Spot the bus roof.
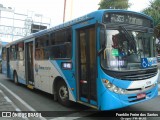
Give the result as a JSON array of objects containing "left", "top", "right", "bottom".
[{"left": 5, "top": 9, "right": 153, "bottom": 47}]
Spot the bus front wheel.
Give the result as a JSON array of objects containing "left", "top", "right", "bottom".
[{"left": 56, "top": 81, "right": 71, "bottom": 107}]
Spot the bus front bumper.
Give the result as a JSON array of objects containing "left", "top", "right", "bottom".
[{"left": 100, "top": 85, "right": 158, "bottom": 110}]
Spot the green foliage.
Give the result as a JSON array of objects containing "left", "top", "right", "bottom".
[
  {"left": 142, "top": 0, "right": 160, "bottom": 26},
  {"left": 98, "top": 0, "right": 131, "bottom": 10},
  {"left": 154, "top": 23, "right": 160, "bottom": 38},
  {"left": 142, "top": 0, "right": 160, "bottom": 39}
]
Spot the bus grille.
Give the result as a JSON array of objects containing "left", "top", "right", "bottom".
[
  {"left": 104, "top": 67, "right": 158, "bottom": 81},
  {"left": 122, "top": 72, "right": 157, "bottom": 80}
]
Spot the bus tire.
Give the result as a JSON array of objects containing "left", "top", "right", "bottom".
[
  {"left": 13, "top": 72, "right": 19, "bottom": 85},
  {"left": 56, "top": 81, "right": 71, "bottom": 107}
]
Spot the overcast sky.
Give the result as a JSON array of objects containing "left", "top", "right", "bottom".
[{"left": 0, "top": 0, "right": 150, "bottom": 26}]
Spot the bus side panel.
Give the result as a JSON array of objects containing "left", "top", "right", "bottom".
[
  {"left": 16, "top": 60, "right": 26, "bottom": 85},
  {"left": 8, "top": 60, "right": 26, "bottom": 84},
  {"left": 34, "top": 60, "right": 54, "bottom": 93},
  {"left": 34, "top": 60, "right": 76, "bottom": 102},
  {"left": 51, "top": 60, "right": 76, "bottom": 102}
]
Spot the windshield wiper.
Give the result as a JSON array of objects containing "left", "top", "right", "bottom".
[
  {"left": 98, "top": 46, "right": 106, "bottom": 56},
  {"left": 119, "top": 26, "right": 136, "bottom": 53}
]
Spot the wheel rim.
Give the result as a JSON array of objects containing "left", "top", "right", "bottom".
[{"left": 59, "top": 86, "right": 68, "bottom": 101}]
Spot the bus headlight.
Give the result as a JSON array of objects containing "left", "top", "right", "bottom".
[{"left": 103, "top": 79, "right": 126, "bottom": 94}]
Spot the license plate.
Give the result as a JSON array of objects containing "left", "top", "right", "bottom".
[{"left": 137, "top": 93, "right": 146, "bottom": 99}]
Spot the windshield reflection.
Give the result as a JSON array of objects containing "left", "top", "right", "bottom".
[{"left": 101, "top": 29, "right": 156, "bottom": 71}]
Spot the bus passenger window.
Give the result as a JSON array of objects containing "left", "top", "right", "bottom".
[
  {"left": 35, "top": 34, "right": 49, "bottom": 60},
  {"left": 50, "top": 33, "right": 55, "bottom": 45},
  {"left": 44, "top": 48, "right": 49, "bottom": 59},
  {"left": 17, "top": 42, "right": 24, "bottom": 60},
  {"left": 10, "top": 45, "right": 17, "bottom": 60},
  {"left": 35, "top": 49, "right": 40, "bottom": 60},
  {"left": 55, "top": 31, "right": 65, "bottom": 44},
  {"left": 66, "top": 29, "right": 72, "bottom": 42},
  {"left": 48, "top": 27, "right": 72, "bottom": 59},
  {"left": 2, "top": 48, "right": 6, "bottom": 61},
  {"left": 39, "top": 48, "right": 44, "bottom": 59}
]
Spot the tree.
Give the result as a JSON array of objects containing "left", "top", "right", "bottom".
[
  {"left": 142, "top": 0, "right": 160, "bottom": 26},
  {"left": 154, "top": 24, "right": 160, "bottom": 39},
  {"left": 98, "top": 0, "right": 131, "bottom": 10},
  {"left": 142, "top": 0, "right": 160, "bottom": 39}
]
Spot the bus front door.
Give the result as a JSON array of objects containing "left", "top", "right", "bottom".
[
  {"left": 77, "top": 26, "right": 97, "bottom": 106},
  {"left": 6, "top": 48, "right": 10, "bottom": 77},
  {"left": 25, "top": 41, "right": 34, "bottom": 88}
]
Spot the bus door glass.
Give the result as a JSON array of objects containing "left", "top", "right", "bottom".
[
  {"left": 6, "top": 48, "right": 10, "bottom": 77},
  {"left": 25, "top": 41, "right": 34, "bottom": 85},
  {"left": 78, "top": 26, "right": 97, "bottom": 105}
]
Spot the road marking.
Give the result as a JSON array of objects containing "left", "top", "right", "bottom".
[
  {"left": 0, "top": 90, "right": 20, "bottom": 110},
  {"left": 4, "top": 96, "right": 12, "bottom": 103},
  {"left": 0, "top": 83, "right": 35, "bottom": 111},
  {"left": 0, "top": 83, "right": 47, "bottom": 120},
  {"left": 0, "top": 90, "right": 28, "bottom": 120}
]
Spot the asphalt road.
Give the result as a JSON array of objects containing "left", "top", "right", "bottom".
[{"left": 0, "top": 73, "right": 160, "bottom": 120}]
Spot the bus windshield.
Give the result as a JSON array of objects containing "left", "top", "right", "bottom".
[{"left": 101, "top": 27, "right": 156, "bottom": 71}]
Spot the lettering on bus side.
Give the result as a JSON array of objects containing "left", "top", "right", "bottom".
[
  {"left": 35, "top": 63, "right": 51, "bottom": 72},
  {"left": 38, "top": 65, "right": 51, "bottom": 70}
]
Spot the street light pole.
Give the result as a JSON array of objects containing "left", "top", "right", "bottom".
[{"left": 63, "top": 0, "right": 66, "bottom": 23}]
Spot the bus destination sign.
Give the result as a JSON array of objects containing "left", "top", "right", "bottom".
[{"left": 103, "top": 12, "right": 153, "bottom": 27}]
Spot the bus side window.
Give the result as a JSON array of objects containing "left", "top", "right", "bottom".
[
  {"left": 55, "top": 30, "right": 65, "bottom": 44},
  {"left": 39, "top": 48, "right": 44, "bottom": 59},
  {"left": 35, "top": 34, "right": 49, "bottom": 60},
  {"left": 10, "top": 45, "right": 17, "bottom": 60},
  {"left": 48, "top": 27, "right": 72, "bottom": 59},
  {"left": 66, "top": 28, "right": 72, "bottom": 42},
  {"left": 17, "top": 42, "right": 24, "bottom": 60},
  {"left": 2, "top": 48, "right": 6, "bottom": 61},
  {"left": 35, "top": 49, "right": 40, "bottom": 60},
  {"left": 50, "top": 33, "right": 55, "bottom": 45}
]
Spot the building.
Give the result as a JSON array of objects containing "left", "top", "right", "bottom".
[{"left": 0, "top": 4, "right": 51, "bottom": 43}]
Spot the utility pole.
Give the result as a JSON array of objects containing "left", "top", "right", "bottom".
[{"left": 63, "top": 0, "right": 66, "bottom": 23}]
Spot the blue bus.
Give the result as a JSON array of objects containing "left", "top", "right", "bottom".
[{"left": 1, "top": 9, "right": 158, "bottom": 110}]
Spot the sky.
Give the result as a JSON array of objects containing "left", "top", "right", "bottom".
[
  {"left": 0, "top": 0, "right": 152, "bottom": 42},
  {"left": 0, "top": 0, "right": 151, "bottom": 26}
]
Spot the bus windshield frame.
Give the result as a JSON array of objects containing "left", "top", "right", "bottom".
[{"left": 101, "top": 12, "right": 156, "bottom": 72}]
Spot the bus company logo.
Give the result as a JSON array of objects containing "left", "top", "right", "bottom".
[{"left": 35, "top": 63, "right": 39, "bottom": 72}]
